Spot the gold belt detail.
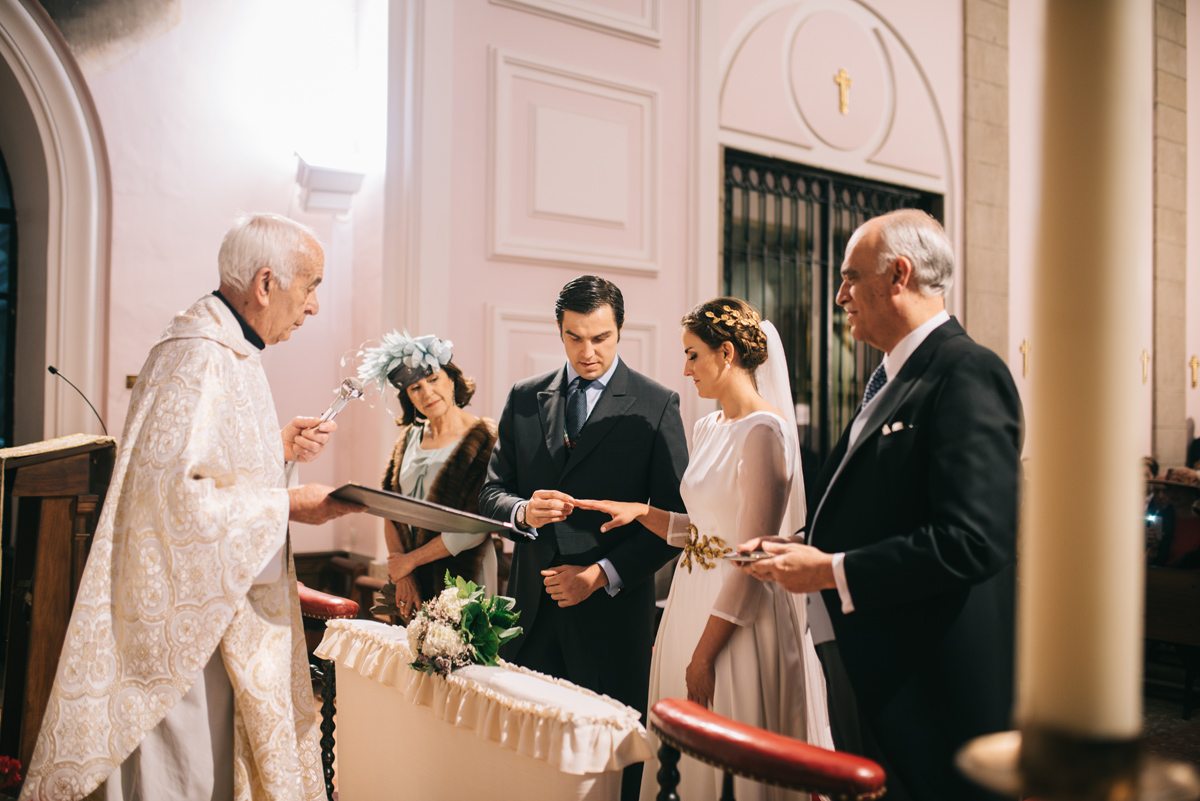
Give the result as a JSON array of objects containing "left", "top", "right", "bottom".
[{"left": 681, "top": 524, "right": 732, "bottom": 573}]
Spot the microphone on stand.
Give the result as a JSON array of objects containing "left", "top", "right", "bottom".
[{"left": 48, "top": 366, "right": 108, "bottom": 436}]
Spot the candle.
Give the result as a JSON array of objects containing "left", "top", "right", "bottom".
[{"left": 1017, "top": 0, "right": 1152, "bottom": 740}]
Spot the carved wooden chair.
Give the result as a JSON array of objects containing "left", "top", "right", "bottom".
[
  {"left": 297, "top": 582, "right": 359, "bottom": 800},
  {"left": 649, "top": 699, "right": 886, "bottom": 801}
]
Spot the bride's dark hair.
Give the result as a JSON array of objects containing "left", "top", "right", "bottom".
[{"left": 681, "top": 297, "right": 768, "bottom": 372}]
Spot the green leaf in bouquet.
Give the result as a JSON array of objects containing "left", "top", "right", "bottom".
[{"left": 497, "top": 626, "right": 523, "bottom": 643}]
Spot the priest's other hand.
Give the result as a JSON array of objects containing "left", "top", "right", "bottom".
[
  {"left": 283, "top": 416, "right": 336, "bottom": 463},
  {"left": 541, "top": 563, "right": 607, "bottom": 607},
  {"left": 288, "top": 483, "right": 363, "bottom": 525},
  {"left": 740, "top": 540, "right": 836, "bottom": 594}
]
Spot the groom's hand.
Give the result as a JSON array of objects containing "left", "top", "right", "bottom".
[
  {"left": 541, "top": 564, "right": 607, "bottom": 607},
  {"left": 525, "top": 489, "right": 576, "bottom": 528},
  {"left": 742, "top": 541, "right": 836, "bottom": 594}
]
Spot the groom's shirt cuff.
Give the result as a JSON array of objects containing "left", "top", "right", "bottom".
[
  {"left": 598, "top": 558, "right": 623, "bottom": 595},
  {"left": 510, "top": 502, "right": 539, "bottom": 539},
  {"left": 832, "top": 552, "right": 854, "bottom": 613}
]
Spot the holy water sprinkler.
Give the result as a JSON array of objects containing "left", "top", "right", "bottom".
[{"left": 284, "top": 377, "right": 364, "bottom": 482}]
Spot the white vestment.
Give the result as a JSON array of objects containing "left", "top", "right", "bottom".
[{"left": 21, "top": 295, "right": 324, "bottom": 801}]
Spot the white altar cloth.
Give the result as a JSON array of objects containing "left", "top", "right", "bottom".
[{"left": 315, "top": 619, "right": 654, "bottom": 800}]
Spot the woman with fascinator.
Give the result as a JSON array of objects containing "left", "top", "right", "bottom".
[
  {"left": 575, "top": 298, "right": 832, "bottom": 801},
  {"left": 360, "top": 332, "right": 499, "bottom": 622}
]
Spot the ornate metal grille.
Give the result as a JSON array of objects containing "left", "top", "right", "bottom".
[
  {"left": 722, "top": 149, "right": 940, "bottom": 460},
  {"left": 0, "top": 150, "right": 15, "bottom": 448}
]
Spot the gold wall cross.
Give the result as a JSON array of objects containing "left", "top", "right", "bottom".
[
  {"left": 1020, "top": 338, "right": 1030, "bottom": 378},
  {"left": 1142, "top": 349, "right": 1151, "bottom": 384},
  {"left": 1190, "top": 355, "right": 1199, "bottom": 388},
  {"left": 834, "top": 69, "right": 852, "bottom": 115}
]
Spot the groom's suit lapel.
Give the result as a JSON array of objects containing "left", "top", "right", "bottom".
[
  {"left": 561, "top": 361, "right": 634, "bottom": 481},
  {"left": 537, "top": 368, "right": 569, "bottom": 474},
  {"left": 809, "top": 318, "right": 964, "bottom": 543}
]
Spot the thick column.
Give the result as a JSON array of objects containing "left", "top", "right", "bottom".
[
  {"left": 963, "top": 0, "right": 1009, "bottom": 359},
  {"left": 1153, "top": 0, "right": 1188, "bottom": 466},
  {"left": 1017, "top": 0, "right": 1152, "bottom": 797}
]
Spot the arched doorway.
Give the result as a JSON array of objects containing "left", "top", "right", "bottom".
[
  {"left": 0, "top": 0, "right": 110, "bottom": 444},
  {"left": 0, "top": 149, "right": 16, "bottom": 448}
]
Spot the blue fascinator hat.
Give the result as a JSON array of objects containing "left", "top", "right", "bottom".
[{"left": 358, "top": 330, "right": 454, "bottom": 391}]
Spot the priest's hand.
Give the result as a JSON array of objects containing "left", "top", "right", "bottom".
[
  {"left": 283, "top": 417, "right": 336, "bottom": 463},
  {"left": 541, "top": 563, "right": 607, "bottom": 607},
  {"left": 288, "top": 483, "right": 363, "bottom": 525},
  {"left": 740, "top": 540, "right": 836, "bottom": 594}
]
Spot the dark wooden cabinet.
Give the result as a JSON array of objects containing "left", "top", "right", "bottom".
[{"left": 0, "top": 436, "right": 115, "bottom": 769}]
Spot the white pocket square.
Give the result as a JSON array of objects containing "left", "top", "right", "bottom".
[{"left": 881, "top": 421, "right": 906, "bottom": 436}]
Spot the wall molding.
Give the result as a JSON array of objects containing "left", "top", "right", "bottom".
[
  {"left": 490, "top": 0, "right": 662, "bottom": 46},
  {"left": 489, "top": 47, "right": 660, "bottom": 275}
]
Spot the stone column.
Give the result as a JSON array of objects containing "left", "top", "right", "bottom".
[
  {"left": 1153, "top": 0, "right": 1188, "bottom": 466},
  {"left": 963, "top": 0, "right": 1009, "bottom": 360}
]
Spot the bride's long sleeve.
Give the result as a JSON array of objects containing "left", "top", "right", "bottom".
[{"left": 711, "top": 420, "right": 791, "bottom": 627}]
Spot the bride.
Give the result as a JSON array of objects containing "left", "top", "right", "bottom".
[{"left": 576, "top": 297, "right": 832, "bottom": 801}]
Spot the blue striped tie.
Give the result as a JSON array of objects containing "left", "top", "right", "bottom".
[
  {"left": 861, "top": 363, "right": 888, "bottom": 408},
  {"left": 565, "top": 378, "right": 594, "bottom": 445}
]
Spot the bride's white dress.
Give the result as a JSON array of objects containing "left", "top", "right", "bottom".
[{"left": 639, "top": 410, "right": 833, "bottom": 801}]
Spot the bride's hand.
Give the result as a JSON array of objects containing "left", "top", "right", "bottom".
[
  {"left": 571, "top": 499, "right": 648, "bottom": 533},
  {"left": 685, "top": 652, "right": 716, "bottom": 708}
]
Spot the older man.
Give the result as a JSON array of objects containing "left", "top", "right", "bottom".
[
  {"left": 22, "top": 213, "right": 360, "bottom": 801},
  {"left": 744, "top": 210, "right": 1023, "bottom": 801}
]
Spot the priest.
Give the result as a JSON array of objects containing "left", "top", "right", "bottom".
[{"left": 21, "top": 213, "right": 362, "bottom": 801}]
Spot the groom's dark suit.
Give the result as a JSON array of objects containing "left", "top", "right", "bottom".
[
  {"left": 810, "top": 318, "right": 1022, "bottom": 801},
  {"left": 479, "top": 359, "right": 687, "bottom": 715}
]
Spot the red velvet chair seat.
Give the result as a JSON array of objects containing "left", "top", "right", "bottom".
[{"left": 649, "top": 699, "right": 886, "bottom": 801}]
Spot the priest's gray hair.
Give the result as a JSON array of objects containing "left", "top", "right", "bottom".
[
  {"left": 851, "top": 208, "right": 954, "bottom": 297},
  {"left": 218, "top": 212, "right": 321, "bottom": 292}
]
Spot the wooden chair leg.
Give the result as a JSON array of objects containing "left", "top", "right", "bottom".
[
  {"left": 1184, "top": 647, "right": 1196, "bottom": 721},
  {"left": 309, "top": 656, "right": 338, "bottom": 800},
  {"left": 656, "top": 742, "right": 681, "bottom": 801},
  {"left": 720, "top": 770, "right": 737, "bottom": 801}
]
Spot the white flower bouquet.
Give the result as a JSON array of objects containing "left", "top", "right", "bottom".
[{"left": 406, "top": 572, "right": 523, "bottom": 678}]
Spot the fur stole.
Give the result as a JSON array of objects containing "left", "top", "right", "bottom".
[{"left": 382, "top": 417, "right": 498, "bottom": 601}]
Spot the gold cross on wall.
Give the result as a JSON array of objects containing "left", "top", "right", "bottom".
[
  {"left": 1190, "top": 355, "right": 1199, "bottom": 388},
  {"left": 1142, "top": 349, "right": 1151, "bottom": 384},
  {"left": 1020, "top": 338, "right": 1030, "bottom": 378},
  {"left": 834, "top": 69, "right": 852, "bottom": 115}
]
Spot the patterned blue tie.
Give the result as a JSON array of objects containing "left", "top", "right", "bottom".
[
  {"left": 565, "top": 378, "right": 594, "bottom": 446},
  {"left": 861, "top": 363, "right": 888, "bottom": 408}
]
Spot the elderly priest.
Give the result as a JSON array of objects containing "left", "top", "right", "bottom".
[{"left": 21, "top": 213, "right": 362, "bottom": 801}]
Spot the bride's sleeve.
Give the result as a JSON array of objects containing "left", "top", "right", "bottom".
[
  {"left": 711, "top": 420, "right": 790, "bottom": 626},
  {"left": 665, "top": 511, "right": 692, "bottom": 547}
]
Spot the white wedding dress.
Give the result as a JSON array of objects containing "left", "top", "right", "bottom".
[{"left": 639, "top": 410, "right": 834, "bottom": 801}]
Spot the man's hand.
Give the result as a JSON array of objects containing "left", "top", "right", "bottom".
[
  {"left": 741, "top": 541, "right": 837, "bottom": 594},
  {"left": 394, "top": 575, "right": 421, "bottom": 623},
  {"left": 524, "top": 489, "right": 576, "bottom": 529},
  {"left": 283, "top": 417, "right": 336, "bottom": 464},
  {"left": 541, "top": 564, "right": 607, "bottom": 607},
  {"left": 288, "top": 483, "right": 363, "bottom": 525}
]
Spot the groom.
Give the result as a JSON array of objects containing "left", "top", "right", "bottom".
[
  {"left": 479, "top": 275, "right": 688, "bottom": 801},
  {"left": 745, "top": 210, "right": 1023, "bottom": 801}
]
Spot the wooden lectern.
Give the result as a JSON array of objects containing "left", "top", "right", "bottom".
[{"left": 0, "top": 434, "right": 116, "bottom": 769}]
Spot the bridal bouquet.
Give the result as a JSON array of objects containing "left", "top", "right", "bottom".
[{"left": 407, "top": 572, "right": 522, "bottom": 678}]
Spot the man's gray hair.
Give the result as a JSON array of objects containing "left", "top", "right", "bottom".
[
  {"left": 870, "top": 209, "right": 954, "bottom": 297},
  {"left": 217, "top": 212, "right": 321, "bottom": 292}
]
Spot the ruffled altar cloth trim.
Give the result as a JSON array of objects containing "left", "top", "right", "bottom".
[{"left": 316, "top": 619, "right": 654, "bottom": 774}]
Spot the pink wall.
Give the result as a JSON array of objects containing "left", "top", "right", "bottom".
[
  {"left": 1188, "top": 0, "right": 1200, "bottom": 448},
  {"left": 80, "top": 0, "right": 389, "bottom": 553}
]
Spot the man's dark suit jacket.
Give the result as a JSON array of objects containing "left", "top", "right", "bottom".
[
  {"left": 479, "top": 359, "right": 687, "bottom": 714},
  {"left": 810, "top": 318, "right": 1023, "bottom": 801}
]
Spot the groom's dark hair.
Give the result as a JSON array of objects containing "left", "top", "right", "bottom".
[{"left": 555, "top": 275, "right": 624, "bottom": 331}]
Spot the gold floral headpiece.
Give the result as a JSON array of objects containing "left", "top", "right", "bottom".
[{"left": 705, "top": 305, "right": 753, "bottom": 328}]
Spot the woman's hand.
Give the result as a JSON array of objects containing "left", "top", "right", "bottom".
[
  {"left": 572, "top": 499, "right": 648, "bottom": 533},
  {"left": 394, "top": 575, "right": 421, "bottom": 623},
  {"left": 685, "top": 650, "right": 716, "bottom": 708},
  {"left": 387, "top": 551, "right": 415, "bottom": 583}
]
